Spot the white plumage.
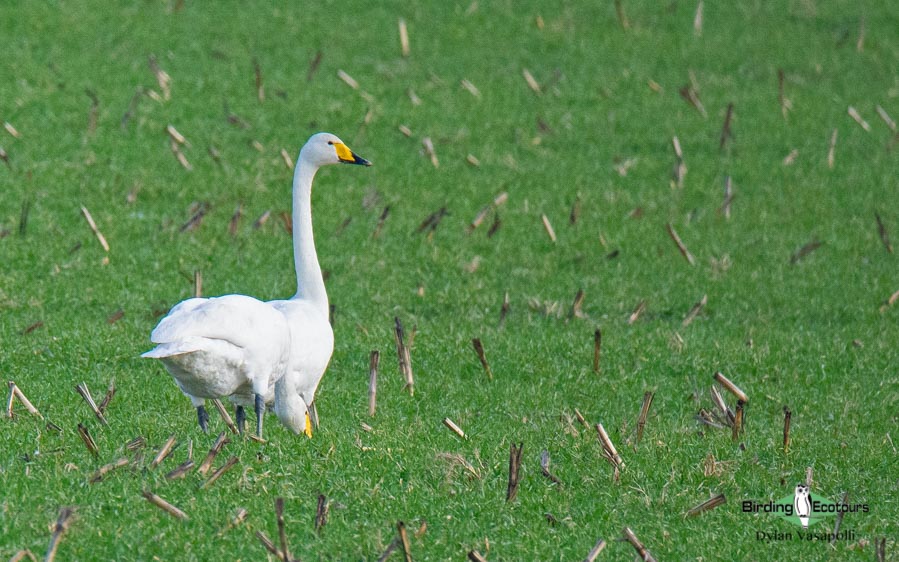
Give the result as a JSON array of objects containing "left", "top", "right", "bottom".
[{"left": 143, "top": 132, "right": 370, "bottom": 438}]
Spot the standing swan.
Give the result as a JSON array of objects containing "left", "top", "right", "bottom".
[
  {"left": 269, "top": 133, "right": 371, "bottom": 436},
  {"left": 143, "top": 133, "right": 370, "bottom": 438}
]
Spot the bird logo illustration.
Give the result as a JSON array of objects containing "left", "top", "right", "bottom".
[{"left": 794, "top": 484, "right": 812, "bottom": 528}]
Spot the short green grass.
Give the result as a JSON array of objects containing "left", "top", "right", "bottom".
[{"left": 2, "top": 1, "right": 898, "bottom": 559}]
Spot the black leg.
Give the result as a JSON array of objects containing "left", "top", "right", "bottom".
[
  {"left": 254, "top": 394, "right": 264, "bottom": 439},
  {"left": 235, "top": 405, "right": 246, "bottom": 435},
  {"left": 197, "top": 405, "right": 209, "bottom": 433}
]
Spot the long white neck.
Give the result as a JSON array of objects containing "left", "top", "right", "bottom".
[{"left": 291, "top": 152, "right": 328, "bottom": 317}]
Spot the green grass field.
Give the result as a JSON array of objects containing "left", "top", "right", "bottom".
[{"left": 2, "top": 1, "right": 898, "bottom": 559}]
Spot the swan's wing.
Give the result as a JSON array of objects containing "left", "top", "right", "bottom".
[{"left": 150, "top": 295, "right": 286, "bottom": 350}]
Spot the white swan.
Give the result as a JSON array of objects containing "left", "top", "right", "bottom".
[
  {"left": 269, "top": 132, "right": 371, "bottom": 436},
  {"left": 142, "top": 133, "right": 370, "bottom": 438}
]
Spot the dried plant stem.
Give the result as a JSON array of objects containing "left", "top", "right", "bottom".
[
  {"left": 499, "top": 291, "right": 510, "bottom": 327},
  {"left": 211, "top": 398, "right": 238, "bottom": 434},
  {"left": 614, "top": 0, "right": 630, "bottom": 29},
  {"left": 574, "top": 408, "right": 590, "bottom": 429},
  {"left": 831, "top": 492, "right": 849, "bottom": 545},
  {"left": 471, "top": 338, "right": 493, "bottom": 380},
  {"left": 876, "top": 105, "right": 896, "bottom": 132},
  {"left": 570, "top": 194, "right": 582, "bottom": 224},
  {"left": 11, "top": 384, "right": 42, "bottom": 418},
  {"left": 507, "top": 442, "right": 524, "bottom": 501},
  {"left": 376, "top": 538, "right": 402, "bottom": 562},
  {"left": 596, "top": 424, "right": 623, "bottom": 468},
  {"left": 679, "top": 85, "right": 707, "bottom": 117},
  {"left": 98, "top": 378, "right": 115, "bottom": 414},
  {"left": 201, "top": 456, "right": 238, "bottom": 489},
  {"left": 541, "top": 214, "right": 557, "bottom": 242},
  {"left": 721, "top": 176, "right": 734, "bottom": 218},
  {"left": 732, "top": 400, "right": 745, "bottom": 441},
  {"left": 522, "top": 68, "right": 541, "bottom": 94},
  {"left": 6, "top": 381, "right": 15, "bottom": 418},
  {"left": 622, "top": 527, "right": 656, "bottom": 562},
  {"left": 693, "top": 0, "right": 703, "bottom": 35},
  {"left": 628, "top": 300, "right": 646, "bottom": 325},
  {"left": 469, "top": 192, "right": 508, "bottom": 234},
  {"left": 790, "top": 239, "right": 822, "bottom": 264},
  {"left": 847, "top": 106, "right": 870, "bottom": 132},
  {"left": 875, "top": 212, "right": 893, "bottom": 254},
  {"left": 636, "top": 392, "right": 654, "bottom": 443},
  {"left": 584, "top": 538, "right": 607, "bottom": 562},
  {"left": 875, "top": 537, "right": 886, "bottom": 562},
  {"left": 9, "top": 549, "right": 36, "bottom": 562},
  {"left": 570, "top": 289, "right": 586, "bottom": 318},
  {"left": 228, "top": 203, "right": 243, "bottom": 236},
  {"left": 255, "top": 530, "right": 280, "bottom": 556},
  {"left": 710, "top": 385, "right": 735, "bottom": 427},
  {"left": 671, "top": 135, "right": 688, "bottom": 188},
  {"left": 253, "top": 58, "right": 264, "bottom": 102},
  {"left": 713, "top": 372, "right": 749, "bottom": 403},
  {"left": 783, "top": 406, "right": 792, "bottom": 453},
  {"left": 150, "top": 434, "right": 177, "bottom": 469},
  {"left": 197, "top": 432, "right": 230, "bottom": 476},
  {"left": 142, "top": 491, "right": 188, "bottom": 520},
  {"left": 165, "top": 460, "right": 195, "bottom": 480},
  {"left": 372, "top": 206, "right": 390, "bottom": 239},
  {"left": 90, "top": 457, "right": 129, "bottom": 484},
  {"left": 719, "top": 102, "right": 734, "bottom": 149},
  {"left": 77, "top": 423, "right": 99, "bottom": 457},
  {"left": 778, "top": 69, "right": 789, "bottom": 118},
  {"left": 827, "top": 128, "right": 838, "bottom": 169},
  {"left": 682, "top": 295, "right": 707, "bottom": 327},
  {"left": 540, "top": 449, "right": 562, "bottom": 485},
  {"left": 307, "top": 50, "right": 323, "bottom": 81},
  {"left": 275, "top": 498, "right": 290, "bottom": 562},
  {"left": 315, "top": 494, "right": 329, "bottom": 533},
  {"left": 685, "top": 493, "right": 727, "bottom": 517},
  {"left": 75, "top": 383, "right": 108, "bottom": 426},
  {"left": 442, "top": 417, "right": 465, "bottom": 439},
  {"left": 369, "top": 350, "right": 379, "bottom": 417},
  {"left": 422, "top": 137, "right": 439, "bottom": 168},
  {"left": 394, "top": 317, "right": 414, "bottom": 394},
  {"left": 398, "top": 19, "right": 410, "bottom": 57},
  {"left": 666, "top": 223, "right": 696, "bottom": 265},
  {"left": 337, "top": 69, "right": 359, "bottom": 89},
  {"left": 217, "top": 507, "right": 248, "bottom": 537},
  {"left": 397, "top": 521, "right": 413, "bottom": 562},
  {"left": 468, "top": 551, "right": 488, "bottom": 562},
  {"left": 80, "top": 206, "right": 110, "bottom": 252},
  {"left": 44, "top": 507, "right": 75, "bottom": 562}
]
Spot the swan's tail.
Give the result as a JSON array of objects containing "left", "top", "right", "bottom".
[{"left": 141, "top": 341, "right": 201, "bottom": 359}]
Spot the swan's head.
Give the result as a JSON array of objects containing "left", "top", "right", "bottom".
[
  {"left": 301, "top": 132, "right": 371, "bottom": 168},
  {"left": 274, "top": 381, "right": 314, "bottom": 438}
]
